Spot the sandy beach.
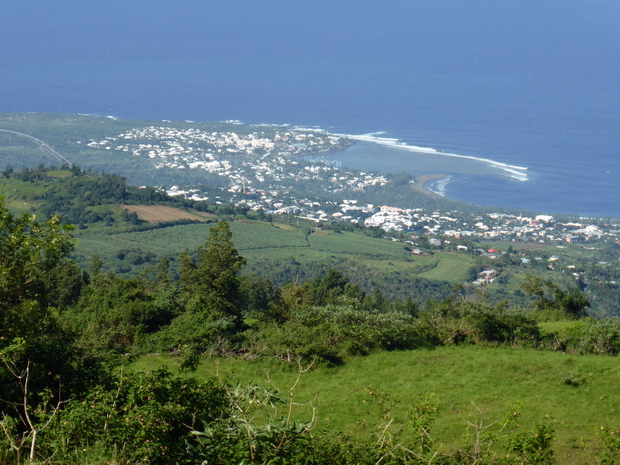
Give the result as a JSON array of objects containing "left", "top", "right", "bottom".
[{"left": 412, "top": 174, "right": 447, "bottom": 198}]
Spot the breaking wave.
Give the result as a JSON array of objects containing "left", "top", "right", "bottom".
[{"left": 345, "top": 133, "right": 529, "bottom": 182}]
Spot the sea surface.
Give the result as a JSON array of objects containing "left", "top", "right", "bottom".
[{"left": 1, "top": 0, "right": 619, "bottom": 217}]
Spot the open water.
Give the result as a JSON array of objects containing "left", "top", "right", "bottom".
[{"left": 1, "top": 0, "right": 619, "bottom": 216}]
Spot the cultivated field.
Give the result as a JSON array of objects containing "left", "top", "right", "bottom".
[
  {"left": 73, "top": 219, "right": 473, "bottom": 286},
  {"left": 119, "top": 204, "right": 206, "bottom": 223}
]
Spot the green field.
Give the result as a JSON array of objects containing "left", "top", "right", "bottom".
[
  {"left": 73, "top": 220, "right": 473, "bottom": 284},
  {"left": 417, "top": 253, "right": 473, "bottom": 281},
  {"left": 74, "top": 221, "right": 311, "bottom": 259},
  {"left": 132, "top": 346, "right": 620, "bottom": 464}
]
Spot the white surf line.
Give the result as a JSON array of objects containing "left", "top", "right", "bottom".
[
  {"left": 425, "top": 175, "right": 452, "bottom": 197},
  {"left": 345, "top": 133, "right": 529, "bottom": 181}
]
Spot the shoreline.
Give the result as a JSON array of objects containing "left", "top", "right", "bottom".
[
  {"left": 412, "top": 174, "right": 447, "bottom": 199},
  {"left": 345, "top": 134, "right": 528, "bottom": 182}
]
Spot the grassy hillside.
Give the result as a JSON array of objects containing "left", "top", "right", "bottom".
[{"left": 132, "top": 346, "right": 620, "bottom": 464}]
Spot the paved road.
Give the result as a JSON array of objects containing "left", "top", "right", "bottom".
[{"left": 0, "top": 128, "right": 73, "bottom": 167}]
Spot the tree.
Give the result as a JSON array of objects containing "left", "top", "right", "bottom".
[
  {"left": 0, "top": 202, "right": 74, "bottom": 336},
  {"left": 0, "top": 201, "right": 103, "bottom": 459},
  {"left": 311, "top": 269, "right": 365, "bottom": 307},
  {"left": 521, "top": 275, "right": 589, "bottom": 319},
  {"left": 157, "top": 221, "right": 246, "bottom": 360},
  {"left": 179, "top": 220, "right": 246, "bottom": 325},
  {"left": 42, "top": 259, "right": 87, "bottom": 309},
  {"left": 239, "top": 274, "right": 276, "bottom": 315},
  {"left": 62, "top": 274, "right": 181, "bottom": 359}
]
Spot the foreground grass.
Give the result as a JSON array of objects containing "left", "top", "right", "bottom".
[{"left": 132, "top": 345, "right": 620, "bottom": 464}]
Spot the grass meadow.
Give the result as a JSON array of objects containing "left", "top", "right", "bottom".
[{"left": 132, "top": 345, "right": 620, "bottom": 464}]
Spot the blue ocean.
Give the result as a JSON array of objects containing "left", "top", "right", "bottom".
[{"left": 1, "top": 0, "right": 619, "bottom": 217}]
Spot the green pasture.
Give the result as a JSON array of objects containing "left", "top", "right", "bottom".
[
  {"left": 132, "top": 346, "right": 620, "bottom": 464},
  {"left": 417, "top": 253, "right": 473, "bottom": 282},
  {"left": 74, "top": 237, "right": 138, "bottom": 258},
  {"left": 230, "top": 221, "right": 310, "bottom": 251},
  {"left": 307, "top": 231, "right": 409, "bottom": 260},
  {"left": 0, "top": 178, "right": 49, "bottom": 201},
  {"left": 74, "top": 223, "right": 215, "bottom": 258}
]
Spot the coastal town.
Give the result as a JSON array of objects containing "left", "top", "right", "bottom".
[{"left": 86, "top": 125, "right": 620, "bottom": 248}]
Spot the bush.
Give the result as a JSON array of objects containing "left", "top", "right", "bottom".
[
  {"left": 420, "top": 300, "right": 540, "bottom": 347},
  {"left": 551, "top": 318, "right": 620, "bottom": 355},
  {"left": 244, "top": 304, "right": 433, "bottom": 365},
  {"left": 42, "top": 368, "right": 227, "bottom": 465}
]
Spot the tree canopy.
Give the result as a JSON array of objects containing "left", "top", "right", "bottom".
[
  {"left": 0, "top": 201, "right": 75, "bottom": 345},
  {"left": 179, "top": 220, "right": 246, "bottom": 323}
]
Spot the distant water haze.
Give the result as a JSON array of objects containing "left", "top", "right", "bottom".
[{"left": 1, "top": 0, "right": 619, "bottom": 216}]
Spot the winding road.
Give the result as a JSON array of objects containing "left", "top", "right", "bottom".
[{"left": 0, "top": 128, "right": 73, "bottom": 167}]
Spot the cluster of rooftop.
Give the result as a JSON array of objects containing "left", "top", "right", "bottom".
[
  {"left": 87, "top": 126, "right": 348, "bottom": 172},
  {"left": 364, "top": 208, "right": 618, "bottom": 243},
  {"left": 86, "top": 125, "right": 620, "bottom": 245},
  {"left": 87, "top": 125, "right": 389, "bottom": 205}
]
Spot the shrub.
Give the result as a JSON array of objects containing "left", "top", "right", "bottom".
[
  {"left": 420, "top": 300, "right": 540, "bottom": 347},
  {"left": 42, "top": 368, "right": 227, "bottom": 465},
  {"left": 552, "top": 318, "right": 620, "bottom": 355},
  {"left": 244, "top": 304, "right": 432, "bottom": 365}
]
